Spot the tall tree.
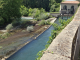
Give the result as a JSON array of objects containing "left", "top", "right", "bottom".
[{"left": 0, "top": 0, "right": 22, "bottom": 23}]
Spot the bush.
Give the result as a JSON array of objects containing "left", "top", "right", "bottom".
[
  {"left": 2, "top": 32, "right": 10, "bottom": 37},
  {"left": 20, "top": 20, "right": 32, "bottom": 28},
  {"left": 45, "top": 20, "right": 50, "bottom": 25},
  {"left": 27, "top": 26, "right": 34, "bottom": 32},
  {"left": 39, "top": 20, "right": 50, "bottom": 26},
  {"left": 28, "top": 8, "right": 33, "bottom": 16},
  {"left": 20, "top": 5, "right": 29, "bottom": 16},
  {"left": 39, "top": 20, "right": 45, "bottom": 26},
  {"left": 50, "top": 5, "right": 55, "bottom": 12},
  {"left": 6, "top": 24, "right": 13, "bottom": 31},
  {"left": 0, "top": 17, "right": 5, "bottom": 25},
  {"left": 36, "top": 13, "right": 50, "bottom": 21},
  {"left": 32, "top": 8, "right": 40, "bottom": 18},
  {"left": 12, "top": 18, "right": 21, "bottom": 27},
  {"left": 40, "top": 8, "right": 45, "bottom": 13}
]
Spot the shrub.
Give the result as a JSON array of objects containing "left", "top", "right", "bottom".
[
  {"left": 22, "top": 30, "right": 26, "bottom": 32},
  {"left": 20, "top": 5, "right": 29, "bottom": 16},
  {"left": 40, "top": 8, "right": 45, "bottom": 13},
  {"left": 39, "top": 13, "right": 47, "bottom": 20},
  {"left": 2, "top": 32, "right": 10, "bottom": 38},
  {"left": 50, "top": 5, "right": 55, "bottom": 12},
  {"left": 28, "top": 8, "right": 33, "bottom": 16},
  {"left": 36, "top": 13, "right": 50, "bottom": 21},
  {"left": 12, "top": 18, "right": 21, "bottom": 27},
  {"left": 45, "top": 20, "right": 50, "bottom": 25},
  {"left": 0, "top": 17, "right": 5, "bottom": 25},
  {"left": 55, "top": 7, "right": 60, "bottom": 12},
  {"left": 20, "top": 20, "right": 32, "bottom": 28},
  {"left": 32, "top": 8, "right": 40, "bottom": 18},
  {"left": 39, "top": 20, "right": 50, "bottom": 26},
  {"left": 6, "top": 24, "right": 13, "bottom": 31},
  {"left": 39, "top": 20, "right": 45, "bottom": 26},
  {"left": 27, "top": 26, "right": 34, "bottom": 32}
]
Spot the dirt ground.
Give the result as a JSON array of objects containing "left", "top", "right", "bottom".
[{"left": 0, "top": 25, "right": 50, "bottom": 59}]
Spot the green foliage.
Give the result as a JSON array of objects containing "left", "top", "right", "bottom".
[
  {"left": 39, "top": 20, "right": 45, "bottom": 26},
  {"left": 0, "top": 32, "right": 10, "bottom": 39},
  {"left": 20, "top": 5, "right": 29, "bottom": 16},
  {"left": 55, "top": 0, "right": 62, "bottom": 3},
  {"left": 52, "top": 23, "right": 62, "bottom": 30},
  {"left": 23, "top": 0, "right": 50, "bottom": 11},
  {"left": 39, "top": 20, "right": 50, "bottom": 26},
  {"left": 23, "top": 0, "right": 62, "bottom": 11},
  {"left": 0, "top": 0, "right": 22, "bottom": 23},
  {"left": 36, "top": 49, "right": 46, "bottom": 60},
  {"left": 45, "top": 20, "right": 50, "bottom": 25},
  {"left": 50, "top": 2, "right": 60, "bottom": 12},
  {"left": 27, "top": 26, "right": 34, "bottom": 32},
  {"left": 36, "top": 51, "right": 43, "bottom": 60},
  {"left": 32, "top": 8, "right": 40, "bottom": 18},
  {"left": 40, "top": 8, "right": 46, "bottom": 13},
  {"left": 0, "top": 17, "right": 5, "bottom": 25},
  {"left": 28, "top": 8, "right": 33, "bottom": 16},
  {"left": 6, "top": 24, "right": 13, "bottom": 31},
  {"left": 50, "top": 5, "right": 55, "bottom": 12},
  {"left": 12, "top": 18, "right": 21, "bottom": 27},
  {"left": 36, "top": 15, "right": 74, "bottom": 60},
  {"left": 37, "top": 13, "right": 50, "bottom": 20},
  {"left": 0, "top": 46, "right": 2, "bottom": 48}
]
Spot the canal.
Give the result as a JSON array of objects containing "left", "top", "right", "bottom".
[{"left": 6, "top": 16, "right": 70, "bottom": 60}]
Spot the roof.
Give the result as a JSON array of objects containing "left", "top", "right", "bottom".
[{"left": 61, "top": 1, "right": 79, "bottom": 4}]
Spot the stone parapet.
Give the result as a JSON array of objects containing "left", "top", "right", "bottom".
[{"left": 40, "top": 7, "right": 80, "bottom": 60}]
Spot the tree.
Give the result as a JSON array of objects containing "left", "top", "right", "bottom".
[
  {"left": 55, "top": 0, "right": 62, "bottom": 3},
  {"left": 0, "top": 0, "right": 22, "bottom": 24},
  {"left": 77, "top": 0, "right": 80, "bottom": 2}
]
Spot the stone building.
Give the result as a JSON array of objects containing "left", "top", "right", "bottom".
[{"left": 60, "top": 1, "right": 79, "bottom": 14}]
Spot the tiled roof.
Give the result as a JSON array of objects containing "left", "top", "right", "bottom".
[{"left": 61, "top": 1, "right": 79, "bottom": 4}]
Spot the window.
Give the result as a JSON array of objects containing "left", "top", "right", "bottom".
[{"left": 63, "top": 5, "right": 67, "bottom": 10}]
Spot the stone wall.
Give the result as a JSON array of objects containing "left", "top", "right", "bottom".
[{"left": 40, "top": 7, "right": 80, "bottom": 60}]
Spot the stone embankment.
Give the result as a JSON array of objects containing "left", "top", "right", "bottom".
[{"left": 40, "top": 7, "right": 80, "bottom": 60}]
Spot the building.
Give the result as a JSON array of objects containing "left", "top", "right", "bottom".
[{"left": 60, "top": 1, "right": 79, "bottom": 14}]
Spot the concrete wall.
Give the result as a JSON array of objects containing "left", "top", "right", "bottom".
[
  {"left": 60, "top": 3, "right": 78, "bottom": 13},
  {"left": 40, "top": 7, "right": 80, "bottom": 60}
]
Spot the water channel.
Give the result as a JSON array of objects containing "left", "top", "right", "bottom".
[
  {"left": 6, "top": 16, "right": 70, "bottom": 60},
  {"left": 6, "top": 0, "right": 76, "bottom": 60}
]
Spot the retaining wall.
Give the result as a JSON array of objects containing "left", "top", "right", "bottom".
[{"left": 40, "top": 7, "right": 80, "bottom": 60}]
